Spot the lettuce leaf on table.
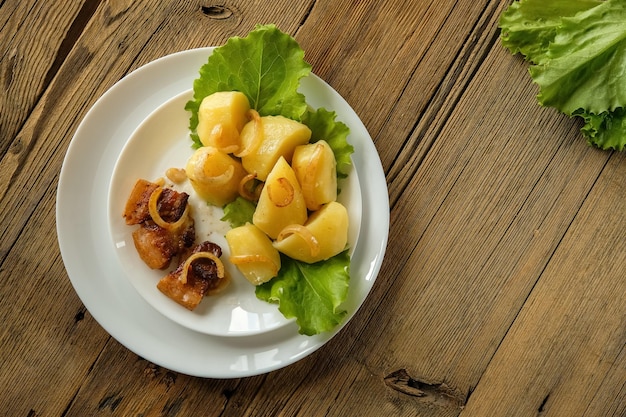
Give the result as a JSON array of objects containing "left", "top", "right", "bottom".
[
  {"left": 499, "top": 0, "right": 601, "bottom": 64},
  {"left": 188, "top": 24, "right": 355, "bottom": 335},
  {"left": 499, "top": 0, "right": 626, "bottom": 150}
]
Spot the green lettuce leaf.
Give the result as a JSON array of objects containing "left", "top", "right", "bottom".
[
  {"left": 499, "top": 0, "right": 600, "bottom": 64},
  {"left": 530, "top": 1, "right": 626, "bottom": 115},
  {"left": 578, "top": 108, "right": 626, "bottom": 151},
  {"left": 499, "top": 0, "right": 626, "bottom": 151},
  {"left": 304, "top": 108, "right": 354, "bottom": 178},
  {"left": 256, "top": 251, "right": 350, "bottom": 335},
  {"left": 185, "top": 24, "right": 312, "bottom": 147},
  {"left": 220, "top": 196, "right": 255, "bottom": 228}
]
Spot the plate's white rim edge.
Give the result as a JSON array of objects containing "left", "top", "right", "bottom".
[{"left": 55, "top": 47, "right": 390, "bottom": 378}]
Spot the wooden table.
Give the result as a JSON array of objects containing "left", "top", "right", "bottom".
[{"left": 2, "top": 1, "right": 625, "bottom": 415}]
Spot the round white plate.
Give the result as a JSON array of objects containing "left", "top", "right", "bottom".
[
  {"left": 56, "top": 47, "right": 389, "bottom": 378},
  {"left": 108, "top": 88, "right": 362, "bottom": 336}
]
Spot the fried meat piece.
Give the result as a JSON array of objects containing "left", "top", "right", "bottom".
[
  {"left": 124, "top": 179, "right": 188, "bottom": 225},
  {"left": 123, "top": 179, "right": 159, "bottom": 225},
  {"left": 124, "top": 179, "right": 195, "bottom": 269},
  {"left": 132, "top": 221, "right": 195, "bottom": 269},
  {"left": 157, "top": 241, "right": 230, "bottom": 310}
]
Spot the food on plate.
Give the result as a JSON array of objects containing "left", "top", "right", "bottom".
[
  {"left": 273, "top": 201, "right": 348, "bottom": 264},
  {"left": 182, "top": 24, "right": 355, "bottom": 335},
  {"left": 196, "top": 91, "right": 251, "bottom": 151},
  {"left": 252, "top": 156, "right": 308, "bottom": 239},
  {"left": 291, "top": 140, "right": 337, "bottom": 211},
  {"left": 123, "top": 179, "right": 229, "bottom": 309},
  {"left": 225, "top": 223, "right": 281, "bottom": 285},
  {"left": 240, "top": 115, "right": 312, "bottom": 181},
  {"left": 185, "top": 146, "right": 248, "bottom": 207},
  {"left": 123, "top": 179, "right": 195, "bottom": 269},
  {"left": 122, "top": 25, "right": 356, "bottom": 335},
  {"left": 157, "top": 241, "right": 230, "bottom": 310},
  {"left": 165, "top": 167, "right": 187, "bottom": 184}
]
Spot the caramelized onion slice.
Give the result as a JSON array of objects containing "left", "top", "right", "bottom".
[
  {"left": 238, "top": 172, "right": 261, "bottom": 201},
  {"left": 235, "top": 109, "right": 262, "bottom": 157},
  {"left": 166, "top": 167, "right": 187, "bottom": 183},
  {"left": 208, "top": 124, "right": 238, "bottom": 154},
  {"left": 230, "top": 254, "right": 279, "bottom": 276},
  {"left": 148, "top": 187, "right": 190, "bottom": 231},
  {"left": 267, "top": 177, "right": 294, "bottom": 207},
  {"left": 276, "top": 224, "right": 320, "bottom": 257},
  {"left": 301, "top": 143, "right": 324, "bottom": 202},
  {"left": 179, "top": 251, "right": 225, "bottom": 285}
]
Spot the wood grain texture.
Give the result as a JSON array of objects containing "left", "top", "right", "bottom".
[
  {"left": 1, "top": 0, "right": 625, "bottom": 415},
  {"left": 0, "top": 1, "right": 95, "bottom": 155},
  {"left": 462, "top": 151, "right": 626, "bottom": 417}
]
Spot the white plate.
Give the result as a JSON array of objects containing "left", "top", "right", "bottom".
[
  {"left": 108, "top": 88, "right": 362, "bottom": 336},
  {"left": 57, "top": 47, "right": 389, "bottom": 378}
]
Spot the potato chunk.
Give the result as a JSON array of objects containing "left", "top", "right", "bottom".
[
  {"left": 197, "top": 91, "right": 250, "bottom": 151},
  {"left": 273, "top": 201, "right": 348, "bottom": 263},
  {"left": 240, "top": 115, "right": 311, "bottom": 181},
  {"left": 186, "top": 146, "right": 247, "bottom": 207},
  {"left": 253, "top": 156, "right": 307, "bottom": 239},
  {"left": 226, "top": 223, "right": 281, "bottom": 285},
  {"left": 292, "top": 140, "right": 337, "bottom": 211}
]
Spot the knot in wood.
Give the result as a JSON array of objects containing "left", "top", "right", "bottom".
[{"left": 201, "top": 5, "right": 233, "bottom": 20}]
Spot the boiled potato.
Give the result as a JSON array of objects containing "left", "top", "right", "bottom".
[
  {"left": 253, "top": 156, "right": 307, "bottom": 239},
  {"left": 226, "top": 223, "right": 281, "bottom": 285},
  {"left": 186, "top": 146, "right": 247, "bottom": 207},
  {"left": 292, "top": 140, "right": 337, "bottom": 211},
  {"left": 197, "top": 91, "right": 250, "bottom": 151},
  {"left": 240, "top": 115, "right": 311, "bottom": 181},
  {"left": 273, "top": 201, "right": 348, "bottom": 263}
]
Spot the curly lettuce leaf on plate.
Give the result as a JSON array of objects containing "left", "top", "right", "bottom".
[
  {"left": 221, "top": 197, "right": 256, "bottom": 228},
  {"left": 304, "top": 108, "right": 354, "bottom": 178},
  {"left": 256, "top": 251, "right": 350, "bottom": 336},
  {"left": 185, "top": 24, "right": 312, "bottom": 147}
]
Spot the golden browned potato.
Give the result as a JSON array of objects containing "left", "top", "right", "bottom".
[
  {"left": 225, "top": 223, "right": 281, "bottom": 285},
  {"left": 273, "top": 201, "right": 348, "bottom": 263},
  {"left": 240, "top": 115, "right": 311, "bottom": 181},
  {"left": 253, "top": 156, "right": 307, "bottom": 239},
  {"left": 196, "top": 91, "right": 250, "bottom": 152},
  {"left": 186, "top": 146, "right": 247, "bottom": 207},
  {"left": 292, "top": 140, "right": 337, "bottom": 211}
]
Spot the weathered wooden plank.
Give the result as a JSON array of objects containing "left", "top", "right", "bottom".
[
  {"left": 0, "top": 1, "right": 96, "bottom": 154},
  {"left": 460, "top": 151, "right": 626, "bottom": 417},
  {"left": 0, "top": 193, "right": 110, "bottom": 416},
  {"left": 3, "top": 0, "right": 624, "bottom": 415},
  {"left": 62, "top": 337, "right": 325, "bottom": 416},
  {"left": 303, "top": 12, "right": 616, "bottom": 417},
  {"left": 297, "top": 0, "right": 503, "bottom": 177}
]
